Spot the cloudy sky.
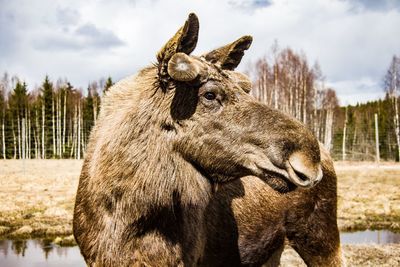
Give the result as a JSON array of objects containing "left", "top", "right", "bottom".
[{"left": 1, "top": 0, "right": 399, "bottom": 105}]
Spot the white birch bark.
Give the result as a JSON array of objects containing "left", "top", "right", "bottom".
[
  {"left": 17, "top": 115, "right": 21, "bottom": 159},
  {"left": 63, "top": 90, "right": 67, "bottom": 154},
  {"left": 77, "top": 100, "right": 81, "bottom": 160},
  {"left": 342, "top": 107, "right": 348, "bottom": 160},
  {"left": 42, "top": 101, "right": 45, "bottom": 159},
  {"left": 52, "top": 94, "right": 55, "bottom": 157},
  {"left": 1, "top": 118, "right": 5, "bottom": 159}
]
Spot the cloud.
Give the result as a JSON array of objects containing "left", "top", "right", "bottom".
[
  {"left": 56, "top": 7, "right": 80, "bottom": 25},
  {"left": 32, "top": 23, "right": 125, "bottom": 51},
  {"left": 351, "top": 0, "right": 400, "bottom": 12},
  {"left": 327, "top": 78, "right": 386, "bottom": 106},
  {"left": 0, "top": 0, "right": 399, "bottom": 105},
  {"left": 75, "top": 23, "right": 124, "bottom": 48}
]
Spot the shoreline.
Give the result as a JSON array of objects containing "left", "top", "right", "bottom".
[{"left": 1, "top": 160, "right": 400, "bottom": 265}]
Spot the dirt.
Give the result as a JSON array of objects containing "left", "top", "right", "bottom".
[{"left": 0, "top": 159, "right": 400, "bottom": 266}]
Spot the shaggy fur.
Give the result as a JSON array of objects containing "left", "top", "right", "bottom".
[
  {"left": 202, "top": 145, "right": 343, "bottom": 267},
  {"left": 73, "top": 13, "right": 327, "bottom": 266}
]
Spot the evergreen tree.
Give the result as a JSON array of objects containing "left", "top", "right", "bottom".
[
  {"left": 41, "top": 76, "right": 54, "bottom": 158},
  {"left": 103, "top": 76, "right": 114, "bottom": 94},
  {"left": 8, "top": 81, "right": 29, "bottom": 158}
]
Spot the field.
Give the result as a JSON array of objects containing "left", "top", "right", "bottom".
[{"left": 0, "top": 160, "right": 399, "bottom": 266}]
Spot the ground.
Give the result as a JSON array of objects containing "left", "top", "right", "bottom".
[
  {"left": 0, "top": 160, "right": 399, "bottom": 266},
  {"left": 335, "top": 161, "right": 400, "bottom": 232}
]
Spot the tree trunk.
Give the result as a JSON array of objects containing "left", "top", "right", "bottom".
[
  {"left": 273, "top": 64, "right": 278, "bottom": 109},
  {"left": 324, "top": 109, "right": 333, "bottom": 151},
  {"left": 342, "top": 107, "right": 348, "bottom": 161},
  {"left": 12, "top": 120, "right": 16, "bottom": 159},
  {"left": 52, "top": 94, "right": 55, "bottom": 157},
  {"left": 63, "top": 90, "right": 67, "bottom": 155},
  {"left": 27, "top": 115, "right": 30, "bottom": 159},
  {"left": 374, "top": 113, "right": 380, "bottom": 162},
  {"left": 35, "top": 109, "right": 40, "bottom": 158},
  {"left": 394, "top": 95, "right": 400, "bottom": 161},
  {"left": 71, "top": 105, "right": 77, "bottom": 158},
  {"left": 1, "top": 117, "right": 5, "bottom": 159},
  {"left": 77, "top": 100, "right": 81, "bottom": 160},
  {"left": 22, "top": 118, "right": 25, "bottom": 159},
  {"left": 302, "top": 80, "right": 307, "bottom": 124},
  {"left": 42, "top": 101, "right": 45, "bottom": 159},
  {"left": 17, "top": 115, "right": 21, "bottom": 159}
]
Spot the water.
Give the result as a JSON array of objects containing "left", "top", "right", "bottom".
[
  {"left": 0, "top": 239, "right": 85, "bottom": 267},
  {"left": 1, "top": 230, "right": 399, "bottom": 266},
  {"left": 340, "top": 230, "right": 400, "bottom": 244}
]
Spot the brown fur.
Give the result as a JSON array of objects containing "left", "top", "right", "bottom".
[
  {"left": 202, "top": 145, "right": 343, "bottom": 267},
  {"left": 73, "top": 14, "right": 327, "bottom": 266}
]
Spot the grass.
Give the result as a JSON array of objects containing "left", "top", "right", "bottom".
[
  {"left": 0, "top": 159, "right": 400, "bottom": 266},
  {"left": 0, "top": 160, "right": 80, "bottom": 240},
  {"left": 335, "top": 161, "right": 400, "bottom": 232}
]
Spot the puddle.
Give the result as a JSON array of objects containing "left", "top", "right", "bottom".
[
  {"left": 0, "top": 239, "right": 85, "bottom": 267},
  {"left": 1, "top": 230, "right": 399, "bottom": 266},
  {"left": 340, "top": 230, "right": 400, "bottom": 244}
]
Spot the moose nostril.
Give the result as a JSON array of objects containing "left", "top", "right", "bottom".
[
  {"left": 292, "top": 169, "right": 310, "bottom": 182},
  {"left": 286, "top": 151, "right": 320, "bottom": 187}
]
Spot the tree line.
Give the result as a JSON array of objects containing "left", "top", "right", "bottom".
[
  {"left": 332, "top": 98, "right": 399, "bottom": 161},
  {"left": 0, "top": 47, "right": 399, "bottom": 161},
  {"left": 0, "top": 74, "right": 113, "bottom": 159},
  {"left": 330, "top": 55, "right": 400, "bottom": 161}
]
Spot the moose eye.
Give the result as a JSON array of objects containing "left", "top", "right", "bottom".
[{"left": 203, "top": 92, "right": 216, "bottom": 100}]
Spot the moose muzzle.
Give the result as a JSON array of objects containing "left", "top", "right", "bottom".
[{"left": 286, "top": 151, "right": 323, "bottom": 187}]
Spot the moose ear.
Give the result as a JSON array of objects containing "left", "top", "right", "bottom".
[
  {"left": 157, "top": 13, "right": 199, "bottom": 84},
  {"left": 203, "top": 35, "right": 252, "bottom": 70},
  {"left": 167, "top": 53, "right": 200, "bottom": 81}
]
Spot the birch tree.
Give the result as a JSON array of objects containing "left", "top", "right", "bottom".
[{"left": 384, "top": 55, "right": 400, "bottom": 161}]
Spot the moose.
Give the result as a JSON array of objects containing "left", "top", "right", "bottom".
[{"left": 73, "top": 13, "right": 341, "bottom": 266}]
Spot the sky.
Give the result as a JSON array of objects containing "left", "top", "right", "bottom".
[{"left": 0, "top": 0, "right": 399, "bottom": 105}]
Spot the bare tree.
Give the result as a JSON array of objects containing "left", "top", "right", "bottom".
[
  {"left": 384, "top": 55, "right": 400, "bottom": 160},
  {"left": 250, "top": 43, "right": 337, "bottom": 146}
]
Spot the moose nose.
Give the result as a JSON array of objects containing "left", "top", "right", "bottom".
[{"left": 285, "top": 151, "right": 323, "bottom": 188}]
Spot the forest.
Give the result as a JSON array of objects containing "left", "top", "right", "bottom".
[
  {"left": 0, "top": 47, "right": 399, "bottom": 161},
  {"left": 0, "top": 75, "right": 112, "bottom": 159}
]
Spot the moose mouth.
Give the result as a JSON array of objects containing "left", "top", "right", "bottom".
[{"left": 255, "top": 152, "right": 323, "bottom": 190}]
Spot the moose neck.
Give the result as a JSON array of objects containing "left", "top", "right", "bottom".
[{"left": 90, "top": 67, "right": 211, "bottom": 211}]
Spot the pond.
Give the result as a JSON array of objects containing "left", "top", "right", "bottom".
[
  {"left": 0, "top": 239, "right": 85, "bottom": 267},
  {"left": 340, "top": 230, "right": 400, "bottom": 244},
  {"left": 1, "top": 230, "right": 399, "bottom": 266}
]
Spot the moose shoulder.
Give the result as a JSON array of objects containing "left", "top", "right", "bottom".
[
  {"left": 202, "top": 144, "right": 344, "bottom": 266},
  {"left": 73, "top": 13, "right": 324, "bottom": 266}
]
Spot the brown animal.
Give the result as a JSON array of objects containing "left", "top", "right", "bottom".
[
  {"left": 73, "top": 13, "right": 324, "bottom": 266},
  {"left": 202, "top": 144, "right": 343, "bottom": 266}
]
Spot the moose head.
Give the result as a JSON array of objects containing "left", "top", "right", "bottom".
[{"left": 154, "top": 13, "right": 322, "bottom": 189}]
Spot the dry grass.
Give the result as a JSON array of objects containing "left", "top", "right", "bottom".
[
  {"left": 335, "top": 161, "right": 400, "bottom": 231},
  {"left": 0, "top": 159, "right": 400, "bottom": 266},
  {"left": 0, "top": 160, "right": 82, "bottom": 239},
  {"left": 280, "top": 244, "right": 400, "bottom": 266}
]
